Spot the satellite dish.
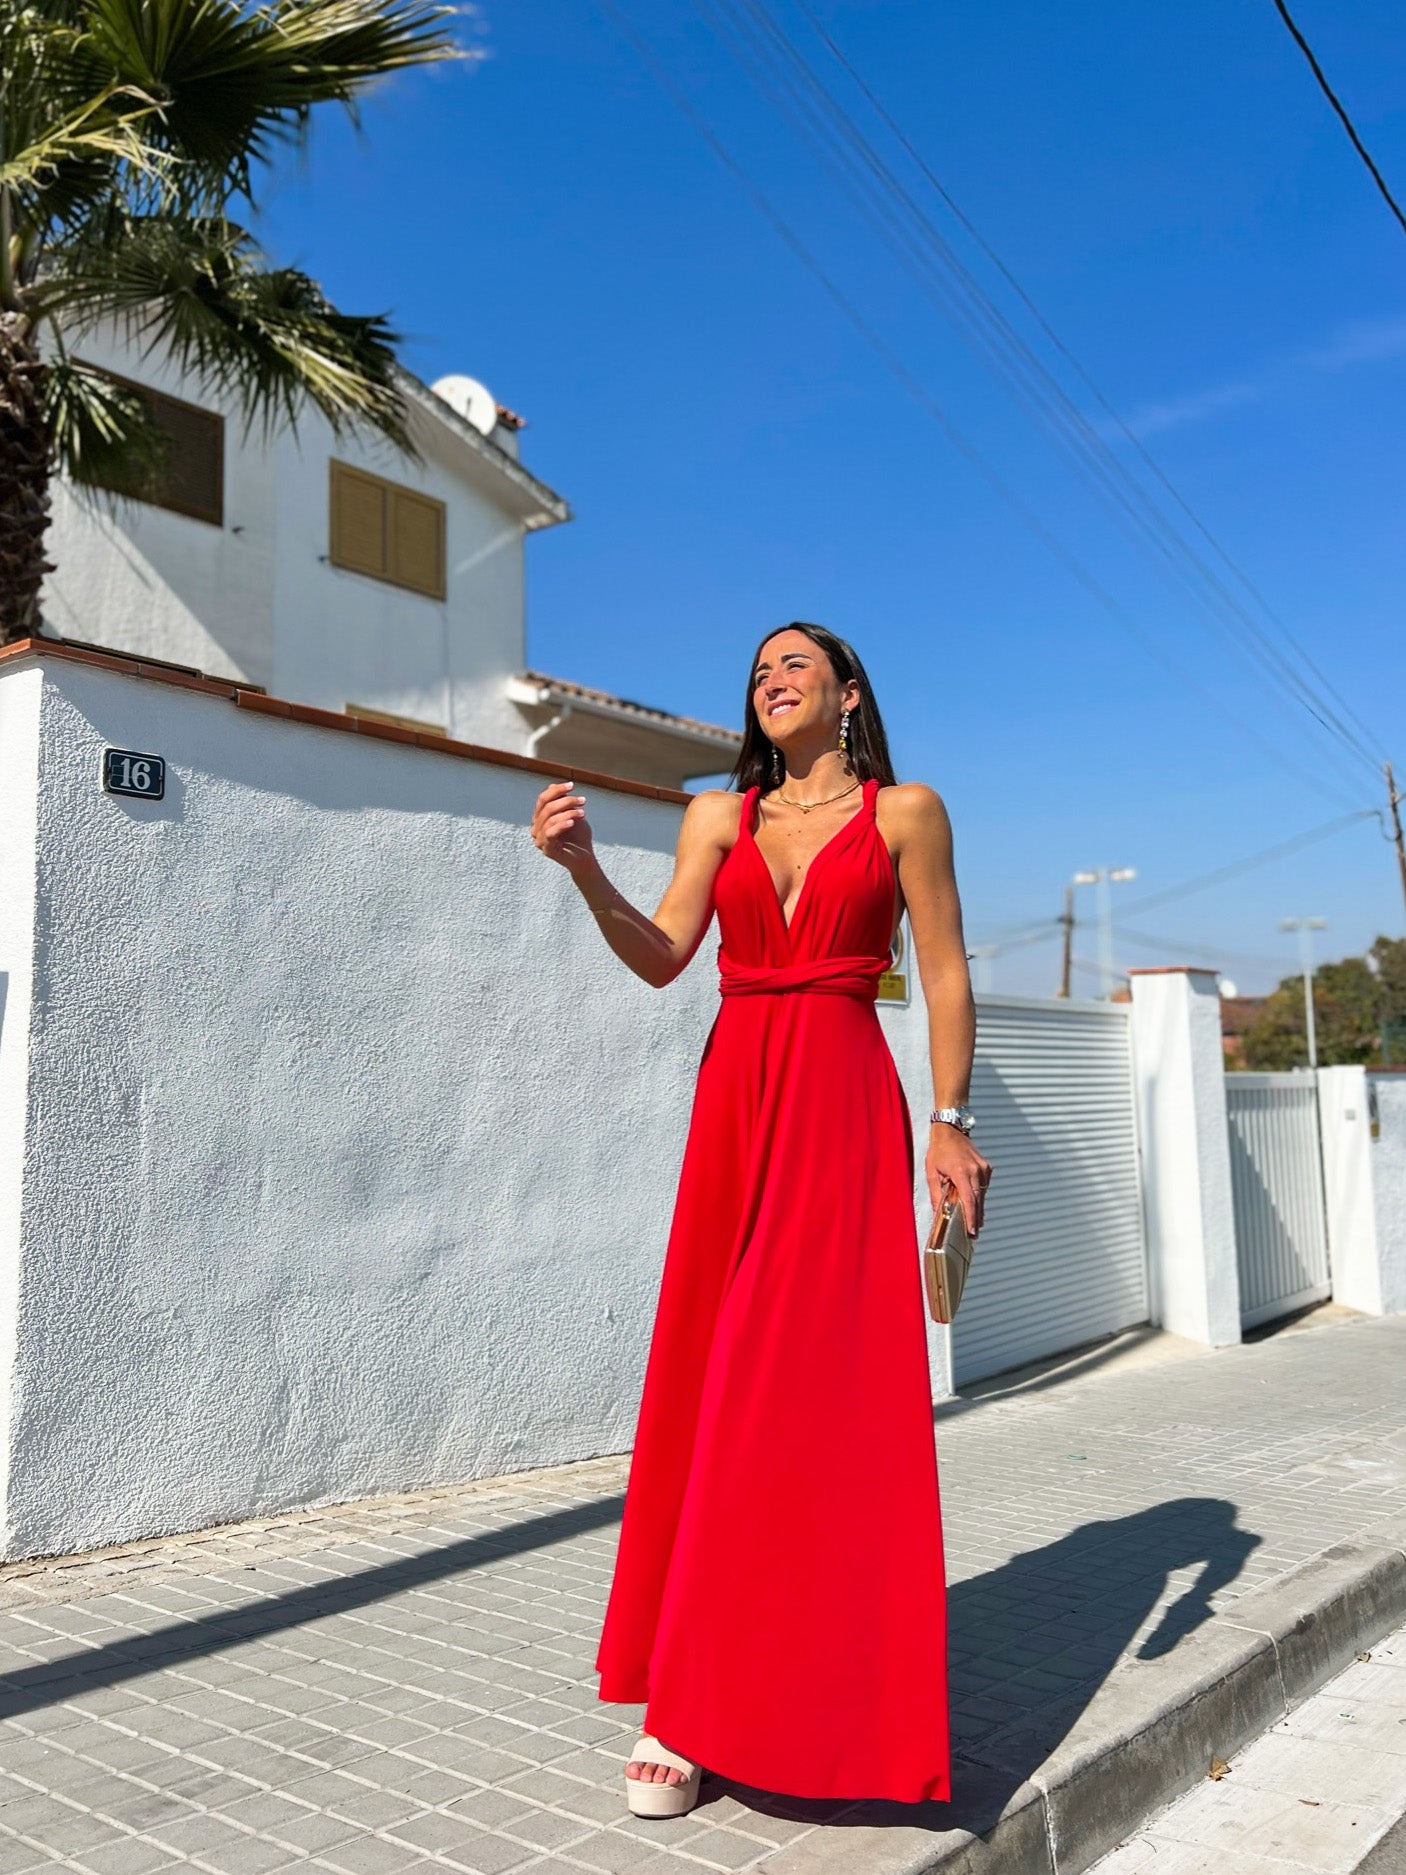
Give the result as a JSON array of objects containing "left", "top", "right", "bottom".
[
  {"left": 1218, "top": 978, "right": 1238, "bottom": 999},
  {"left": 431, "top": 374, "right": 498, "bottom": 437}
]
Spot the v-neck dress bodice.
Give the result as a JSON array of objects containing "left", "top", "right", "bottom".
[
  {"left": 594, "top": 774, "right": 950, "bottom": 1805},
  {"left": 712, "top": 776, "right": 898, "bottom": 994}
]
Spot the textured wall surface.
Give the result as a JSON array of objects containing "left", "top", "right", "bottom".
[
  {"left": 1368, "top": 1073, "right": 1406, "bottom": 1314},
  {"left": 40, "top": 325, "right": 542, "bottom": 752},
  {"left": 0, "top": 657, "right": 939, "bottom": 1558},
  {"left": 1129, "top": 969, "right": 1241, "bottom": 1346},
  {"left": 0, "top": 667, "right": 43, "bottom": 1528},
  {"left": 1317, "top": 1066, "right": 1379, "bottom": 1313}
]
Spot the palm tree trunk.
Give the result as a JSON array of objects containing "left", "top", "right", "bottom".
[{"left": 0, "top": 313, "right": 54, "bottom": 644}]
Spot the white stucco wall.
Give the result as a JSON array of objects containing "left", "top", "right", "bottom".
[
  {"left": 39, "top": 326, "right": 554, "bottom": 751},
  {"left": 0, "top": 653, "right": 945, "bottom": 1558},
  {"left": 1366, "top": 1073, "right": 1406, "bottom": 1315},
  {"left": 266, "top": 414, "right": 528, "bottom": 749},
  {"left": 0, "top": 667, "right": 44, "bottom": 1532},
  {"left": 42, "top": 334, "right": 279, "bottom": 686},
  {"left": 1128, "top": 969, "right": 1241, "bottom": 1345},
  {"left": 1316, "top": 1066, "right": 1406, "bottom": 1318},
  {"left": 1317, "top": 1066, "right": 1379, "bottom": 1313}
]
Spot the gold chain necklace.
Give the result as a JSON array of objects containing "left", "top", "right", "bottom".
[{"left": 771, "top": 778, "right": 862, "bottom": 814}]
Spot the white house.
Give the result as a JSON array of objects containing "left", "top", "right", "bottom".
[{"left": 40, "top": 323, "right": 742, "bottom": 789}]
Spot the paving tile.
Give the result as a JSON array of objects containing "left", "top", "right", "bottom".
[
  {"left": 318, "top": 1832, "right": 443, "bottom": 1874},
  {"left": 496, "top": 1807, "right": 592, "bottom": 1852},
  {"left": 557, "top": 1826, "right": 694, "bottom": 1873},
  {"left": 0, "top": 1844, "right": 56, "bottom": 1874},
  {"left": 189, "top": 1835, "right": 301, "bottom": 1875},
  {"left": 264, "top": 1807, "right": 363, "bottom": 1854},
  {"left": 18, "top": 1809, "right": 123, "bottom": 1855},
  {"left": 70, "top": 1836, "right": 184, "bottom": 1875}
]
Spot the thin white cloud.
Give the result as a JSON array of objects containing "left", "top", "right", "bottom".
[
  {"left": 1299, "top": 314, "right": 1406, "bottom": 372},
  {"left": 1113, "top": 312, "right": 1406, "bottom": 440},
  {"left": 1117, "top": 379, "right": 1261, "bottom": 438}
]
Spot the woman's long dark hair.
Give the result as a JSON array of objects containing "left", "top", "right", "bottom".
[{"left": 727, "top": 622, "right": 898, "bottom": 793}]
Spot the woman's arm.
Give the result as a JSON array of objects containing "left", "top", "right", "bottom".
[
  {"left": 530, "top": 779, "right": 736, "bottom": 989},
  {"left": 886, "top": 783, "right": 993, "bottom": 1235}
]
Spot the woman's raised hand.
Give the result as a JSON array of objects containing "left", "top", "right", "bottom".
[{"left": 531, "top": 778, "right": 595, "bottom": 873}]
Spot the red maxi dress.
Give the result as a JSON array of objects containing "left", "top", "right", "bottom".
[{"left": 594, "top": 777, "right": 950, "bottom": 1804}]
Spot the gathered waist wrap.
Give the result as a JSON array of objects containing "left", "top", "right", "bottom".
[{"left": 718, "top": 953, "right": 887, "bottom": 1000}]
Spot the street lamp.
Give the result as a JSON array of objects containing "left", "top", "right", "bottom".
[
  {"left": 1058, "top": 872, "right": 1098, "bottom": 999},
  {"left": 1280, "top": 917, "right": 1327, "bottom": 1069},
  {"left": 1062, "top": 867, "right": 1137, "bottom": 999}
]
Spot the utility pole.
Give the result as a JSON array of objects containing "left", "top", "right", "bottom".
[
  {"left": 1387, "top": 762, "right": 1406, "bottom": 927},
  {"left": 1281, "top": 916, "right": 1327, "bottom": 1069},
  {"left": 1057, "top": 883, "right": 1076, "bottom": 999}
]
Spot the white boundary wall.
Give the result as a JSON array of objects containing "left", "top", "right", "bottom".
[
  {"left": 0, "top": 651, "right": 962, "bottom": 1559},
  {"left": 3, "top": 651, "right": 1243, "bottom": 1559},
  {"left": 1318, "top": 1065, "right": 1406, "bottom": 1317}
]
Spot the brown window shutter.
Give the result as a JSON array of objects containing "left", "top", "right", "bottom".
[
  {"left": 390, "top": 488, "right": 446, "bottom": 599},
  {"left": 329, "top": 462, "right": 388, "bottom": 579},
  {"left": 76, "top": 363, "right": 224, "bottom": 526},
  {"left": 149, "top": 391, "right": 223, "bottom": 525}
]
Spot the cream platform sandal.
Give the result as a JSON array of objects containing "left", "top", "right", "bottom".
[{"left": 624, "top": 1734, "right": 701, "bottom": 1818}]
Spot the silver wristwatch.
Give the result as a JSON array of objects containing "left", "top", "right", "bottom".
[{"left": 930, "top": 1105, "right": 975, "bottom": 1135}]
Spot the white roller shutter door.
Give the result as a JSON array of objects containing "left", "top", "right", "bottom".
[{"left": 951, "top": 996, "right": 1148, "bottom": 1385}]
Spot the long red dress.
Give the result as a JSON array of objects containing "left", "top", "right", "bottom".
[{"left": 594, "top": 776, "right": 950, "bottom": 1804}]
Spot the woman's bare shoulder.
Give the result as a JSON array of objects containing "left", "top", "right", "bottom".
[
  {"left": 875, "top": 780, "right": 950, "bottom": 827},
  {"left": 680, "top": 787, "right": 747, "bottom": 852}
]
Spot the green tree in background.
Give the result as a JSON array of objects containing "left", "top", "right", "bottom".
[
  {"left": 1242, "top": 935, "right": 1406, "bottom": 1069},
  {"left": 1, "top": 0, "right": 460, "bottom": 643}
]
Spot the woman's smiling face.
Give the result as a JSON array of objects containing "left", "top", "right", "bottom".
[{"left": 751, "top": 629, "right": 856, "bottom": 742}]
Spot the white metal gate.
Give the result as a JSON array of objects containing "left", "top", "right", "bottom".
[
  {"left": 952, "top": 997, "right": 1148, "bottom": 1385},
  {"left": 1225, "top": 1072, "right": 1330, "bottom": 1329}
]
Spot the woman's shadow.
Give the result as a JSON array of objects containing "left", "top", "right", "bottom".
[{"left": 713, "top": 1496, "right": 1259, "bottom": 1834}]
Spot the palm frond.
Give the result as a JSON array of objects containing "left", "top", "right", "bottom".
[
  {"left": 0, "top": 93, "right": 169, "bottom": 197},
  {"left": 40, "top": 215, "right": 414, "bottom": 450},
  {"left": 43, "top": 351, "right": 172, "bottom": 495},
  {"left": 81, "top": 0, "right": 463, "bottom": 190}
]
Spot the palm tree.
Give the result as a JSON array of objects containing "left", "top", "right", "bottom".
[{"left": 0, "top": 0, "right": 460, "bottom": 642}]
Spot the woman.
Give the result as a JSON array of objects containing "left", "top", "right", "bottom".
[{"left": 530, "top": 623, "right": 990, "bottom": 1816}]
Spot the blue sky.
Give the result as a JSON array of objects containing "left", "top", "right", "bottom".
[{"left": 257, "top": 0, "right": 1406, "bottom": 996}]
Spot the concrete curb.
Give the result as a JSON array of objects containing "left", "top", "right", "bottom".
[{"left": 763, "top": 1517, "right": 1406, "bottom": 1875}]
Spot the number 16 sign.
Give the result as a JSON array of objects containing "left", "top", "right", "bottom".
[{"left": 102, "top": 748, "right": 166, "bottom": 800}]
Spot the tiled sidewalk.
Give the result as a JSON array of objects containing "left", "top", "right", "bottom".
[{"left": 0, "top": 1314, "right": 1402, "bottom": 1875}]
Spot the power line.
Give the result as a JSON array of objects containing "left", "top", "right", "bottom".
[
  {"left": 971, "top": 808, "right": 1375, "bottom": 958},
  {"left": 1115, "top": 927, "right": 1290, "bottom": 974},
  {"left": 698, "top": 0, "right": 1385, "bottom": 787},
  {"left": 793, "top": 0, "right": 1390, "bottom": 773},
  {"left": 1117, "top": 809, "right": 1375, "bottom": 918},
  {"left": 598, "top": 0, "right": 1374, "bottom": 813},
  {"left": 593, "top": 0, "right": 1364, "bottom": 811},
  {"left": 1270, "top": 0, "right": 1406, "bottom": 243}
]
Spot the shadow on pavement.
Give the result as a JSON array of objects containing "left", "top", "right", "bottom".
[
  {"left": 707, "top": 1496, "right": 1261, "bottom": 1838},
  {"left": 0, "top": 1489, "right": 1259, "bottom": 1855},
  {"left": 0, "top": 1492, "right": 625, "bottom": 1721}
]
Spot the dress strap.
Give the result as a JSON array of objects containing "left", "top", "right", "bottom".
[{"left": 740, "top": 784, "right": 760, "bottom": 840}]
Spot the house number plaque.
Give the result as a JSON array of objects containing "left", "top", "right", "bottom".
[{"left": 102, "top": 748, "right": 166, "bottom": 800}]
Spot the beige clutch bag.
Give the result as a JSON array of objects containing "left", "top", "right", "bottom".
[{"left": 923, "top": 1196, "right": 975, "bottom": 1324}]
